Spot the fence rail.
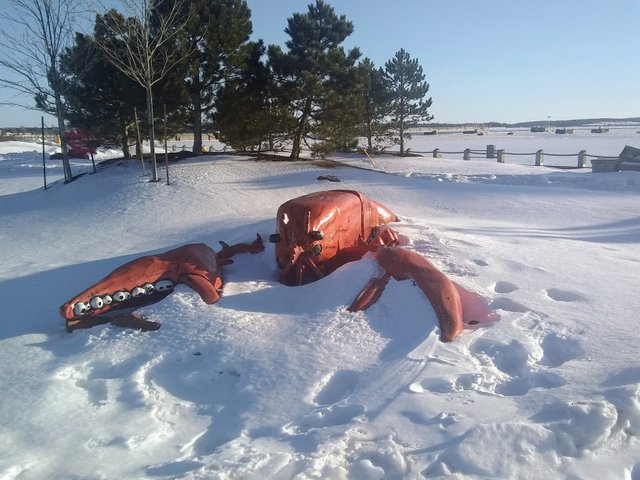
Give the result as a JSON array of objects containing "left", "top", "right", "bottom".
[
  {"left": 170, "top": 143, "right": 230, "bottom": 153},
  {"left": 421, "top": 145, "right": 619, "bottom": 168}
]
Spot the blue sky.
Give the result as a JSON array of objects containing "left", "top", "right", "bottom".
[
  {"left": 0, "top": 0, "right": 638, "bottom": 127},
  {"left": 246, "top": 0, "right": 640, "bottom": 124}
]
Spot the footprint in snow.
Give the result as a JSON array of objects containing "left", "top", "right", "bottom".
[
  {"left": 471, "top": 338, "right": 531, "bottom": 377},
  {"left": 469, "top": 337, "right": 568, "bottom": 397},
  {"left": 311, "top": 369, "right": 358, "bottom": 406},
  {"left": 496, "top": 371, "right": 567, "bottom": 396},
  {"left": 493, "top": 280, "right": 519, "bottom": 294},
  {"left": 601, "top": 366, "right": 640, "bottom": 388},
  {"left": 284, "top": 369, "right": 366, "bottom": 436},
  {"left": 489, "top": 297, "right": 529, "bottom": 313},
  {"left": 56, "top": 364, "right": 110, "bottom": 408},
  {"left": 530, "top": 400, "right": 619, "bottom": 456},
  {"left": 283, "top": 403, "right": 366, "bottom": 435},
  {"left": 539, "top": 333, "right": 585, "bottom": 368},
  {"left": 546, "top": 288, "right": 587, "bottom": 302}
]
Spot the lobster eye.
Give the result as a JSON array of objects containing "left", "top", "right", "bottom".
[
  {"left": 269, "top": 233, "right": 281, "bottom": 243},
  {"left": 309, "top": 230, "right": 324, "bottom": 241},
  {"left": 113, "top": 291, "right": 128, "bottom": 302},
  {"left": 90, "top": 296, "right": 104, "bottom": 309},
  {"left": 131, "top": 286, "right": 146, "bottom": 298},
  {"left": 73, "top": 302, "right": 90, "bottom": 316}
]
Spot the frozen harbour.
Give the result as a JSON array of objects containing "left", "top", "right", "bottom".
[{"left": 1, "top": 128, "right": 640, "bottom": 479}]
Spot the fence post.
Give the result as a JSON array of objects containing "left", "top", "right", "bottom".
[
  {"left": 433, "top": 148, "right": 441, "bottom": 158},
  {"left": 41, "top": 116, "right": 47, "bottom": 190},
  {"left": 497, "top": 149, "right": 505, "bottom": 163},
  {"left": 535, "top": 149, "right": 544, "bottom": 166},
  {"left": 463, "top": 148, "right": 471, "bottom": 160},
  {"left": 487, "top": 144, "right": 496, "bottom": 158},
  {"left": 578, "top": 150, "right": 587, "bottom": 168}
]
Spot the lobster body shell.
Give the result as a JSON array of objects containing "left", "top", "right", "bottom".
[{"left": 272, "top": 190, "right": 399, "bottom": 285}]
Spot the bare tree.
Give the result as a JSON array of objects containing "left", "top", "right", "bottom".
[
  {"left": 95, "top": 0, "right": 192, "bottom": 182},
  {"left": 0, "top": 0, "right": 84, "bottom": 183}
]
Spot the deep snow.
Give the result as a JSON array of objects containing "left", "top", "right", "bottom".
[{"left": 1, "top": 129, "right": 640, "bottom": 479}]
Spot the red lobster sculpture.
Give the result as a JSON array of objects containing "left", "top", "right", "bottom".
[{"left": 60, "top": 190, "right": 496, "bottom": 341}]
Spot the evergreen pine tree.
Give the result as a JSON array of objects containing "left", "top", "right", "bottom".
[
  {"left": 357, "top": 58, "right": 392, "bottom": 152},
  {"left": 214, "top": 40, "right": 293, "bottom": 152},
  {"left": 160, "top": 0, "right": 253, "bottom": 155},
  {"left": 384, "top": 48, "right": 433, "bottom": 156},
  {"left": 268, "top": 0, "right": 361, "bottom": 160}
]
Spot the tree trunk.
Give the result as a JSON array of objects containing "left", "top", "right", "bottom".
[
  {"left": 120, "top": 118, "right": 131, "bottom": 159},
  {"left": 191, "top": 76, "right": 203, "bottom": 156},
  {"left": 290, "top": 98, "right": 312, "bottom": 160},
  {"left": 145, "top": 85, "right": 159, "bottom": 181},
  {"left": 364, "top": 100, "right": 373, "bottom": 152},
  {"left": 399, "top": 105, "right": 405, "bottom": 156},
  {"left": 54, "top": 86, "right": 72, "bottom": 182},
  {"left": 290, "top": 125, "right": 302, "bottom": 160}
]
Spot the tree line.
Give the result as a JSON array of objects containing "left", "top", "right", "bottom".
[{"left": 0, "top": 0, "right": 434, "bottom": 181}]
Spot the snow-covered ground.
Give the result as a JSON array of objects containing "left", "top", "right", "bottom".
[{"left": 1, "top": 129, "right": 640, "bottom": 479}]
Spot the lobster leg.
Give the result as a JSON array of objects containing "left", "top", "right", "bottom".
[
  {"left": 349, "top": 247, "right": 465, "bottom": 342},
  {"left": 218, "top": 234, "right": 264, "bottom": 260},
  {"left": 348, "top": 272, "right": 391, "bottom": 312}
]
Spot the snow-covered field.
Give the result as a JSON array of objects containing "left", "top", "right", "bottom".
[{"left": 1, "top": 129, "right": 640, "bottom": 479}]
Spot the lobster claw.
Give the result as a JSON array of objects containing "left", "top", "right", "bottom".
[
  {"left": 60, "top": 236, "right": 264, "bottom": 332},
  {"left": 349, "top": 247, "right": 497, "bottom": 342}
]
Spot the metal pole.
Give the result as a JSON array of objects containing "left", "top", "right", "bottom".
[
  {"left": 41, "top": 117, "right": 47, "bottom": 190},
  {"left": 87, "top": 133, "right": 97, "bottom": 173},
  {"left": 164, "top": 104, "right": 169, "bottom": 186}
]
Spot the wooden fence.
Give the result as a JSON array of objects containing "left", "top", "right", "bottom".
[
  {"left": 170, "top": 144, "right": 230, "bottom": 153},
  {"left": 425, "top": 145, "right": 618, "bottom": 168}
]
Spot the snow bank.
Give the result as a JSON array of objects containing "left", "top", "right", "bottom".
[{"left": 1, "top": 131, "right": 640, "bottom": 479}]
